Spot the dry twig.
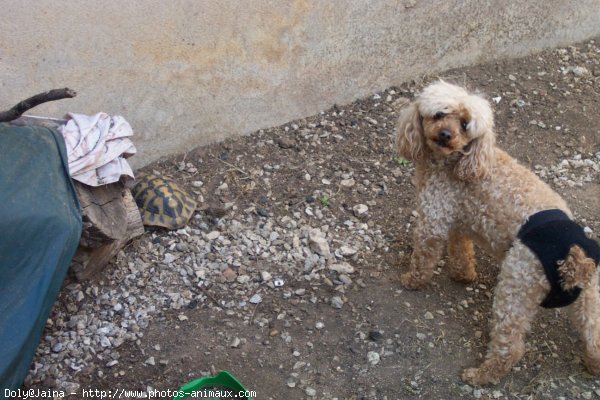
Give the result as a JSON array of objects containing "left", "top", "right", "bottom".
[{"left": 0, "top": 88, "right": 77, "bottom": 122}]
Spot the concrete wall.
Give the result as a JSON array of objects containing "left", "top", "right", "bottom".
[{"left": 2, "top": 0, "right": 600, "bottom": 167}]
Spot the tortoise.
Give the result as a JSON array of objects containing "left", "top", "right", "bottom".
[{"left": 132, "top": 174, "right": 197, "bottom": 229}]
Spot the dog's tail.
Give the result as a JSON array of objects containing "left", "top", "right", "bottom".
[
  {"left": 558, "top": 245, "right": 597, "bottom": 290},
  {"left": 560, "top": 245, "right": 600, "bottom": 376}
]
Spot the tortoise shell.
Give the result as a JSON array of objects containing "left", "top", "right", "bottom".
[{"left": 132, "top": 174, "right": 197, "bottom": 229}]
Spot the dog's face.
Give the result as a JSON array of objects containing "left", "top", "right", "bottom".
[
  {"left": 396, "top": 80, "right": 497, "bottom": 181},
  {"left": 421, "top": 107, "right": 473, "bottom": 156}
]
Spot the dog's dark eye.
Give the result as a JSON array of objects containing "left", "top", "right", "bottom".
[
  {"left": 461, "top": 120, "right": 469, "bottom": 130},
  {"left": 433, "top": 111, "right": 445, "bottom": 120}
]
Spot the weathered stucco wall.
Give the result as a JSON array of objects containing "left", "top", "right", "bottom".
[{"left": 2, "top": 0, "right": 600, "bottom": 167}]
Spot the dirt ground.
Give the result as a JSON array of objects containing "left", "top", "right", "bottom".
[{"left": 33, "top": 37, "right": 600, "bottom": 400}]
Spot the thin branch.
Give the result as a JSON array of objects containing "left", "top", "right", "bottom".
[
  {"left": 211, "top": 154, "right": 268, "bottom": 190},
  {"left": 0, "top": 88, "right": 77, "bottom": 122}
]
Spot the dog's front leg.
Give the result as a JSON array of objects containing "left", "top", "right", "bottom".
[{"left": 400, "top": 219, "right": 445, "bottom": 289}]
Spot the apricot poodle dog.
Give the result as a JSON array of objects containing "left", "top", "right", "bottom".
[{"left": 395, "top": 80, "right": 600, "bottom": 385}]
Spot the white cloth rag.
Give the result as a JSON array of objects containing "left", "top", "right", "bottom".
[{"left": 59, "top": 112, "right": 136, "bottom": 186}]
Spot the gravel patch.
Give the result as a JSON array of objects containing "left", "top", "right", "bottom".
[{"left": 23, "top": 36, "right": 600, "bottom": 399}]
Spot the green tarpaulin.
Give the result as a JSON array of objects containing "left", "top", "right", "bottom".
[{"left": 0, "top": 123, "right": 82, "bottom": 392}]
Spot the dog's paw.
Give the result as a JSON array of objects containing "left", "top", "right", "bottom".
[
  {"left": 449, "top": 270, "right": 478, "bottom": 284},
  {"left": 461, "top": 367, "right": 485, "bottom": 385},
  {"left": 584, "top": 354, "right": 600, "bottom": 376},
  {"left": 461, "top": 367, "right": 499, "bottom": 386},
  {"left": 400, "top": 272, "right": 427, "bottom": 290}
]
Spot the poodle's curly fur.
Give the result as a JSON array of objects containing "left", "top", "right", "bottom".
[{"left": 395, "top": 80, "right": 600, "bottom": 385}]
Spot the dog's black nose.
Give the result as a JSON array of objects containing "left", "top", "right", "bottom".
[{"left": 438, "top": 129, "right": 452, "bottom": 142}]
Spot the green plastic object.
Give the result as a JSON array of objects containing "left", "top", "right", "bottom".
[{"left": 173, "top": 371, "right": 252, "bottom": 400}]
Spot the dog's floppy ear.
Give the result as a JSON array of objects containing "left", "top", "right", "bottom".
[
  {"left": 454, "top": 95, "right": 496, "bottom": 181},
  {"left": 454, "top": 133, "right": 495, "bottom": 181},
  {"left": 395, "top": 102, "right": 424, "bottom": 161}
]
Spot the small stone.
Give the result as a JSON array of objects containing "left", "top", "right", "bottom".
[
  {"left": 340, "top": 178, "right": 355, "bottom": 187},
  {"left": 249, "top": 294, "right": 262, "bottom": 304},
  {"left": 175, "top": 243, "right": 189, "bottom": 252},
  {"left": 52, "top": 342, "right": 64, "bottom": 353},
  {"left": 338, "top": 246, "right": 358, "bottom": 257},
  {"left": 331, "top": 296, "right": 344, "bottom": 309},
  {"left": 571, "top": 66, "right": 590, "bottom": 77},
  {"left": 315, "top": 322, "right": 325, "bottom": 330},
  {"left": 305, "top": 387, "right": 317, "bottom": 397},
  {"left": 416, "top": 332, "right": 426, "bottom": 340},
  {"left": 260, "top": 271, "right": 272, "bottom": 282},
  {"left": 309, "top": 229, "right": 330, "bottom": 256},
  {"left": 353, "top": 204, "right": 369, "bottom": 216},
  {"left": 145, "top": 357, "right": 156, "bottom": 366},
  {"left": 424, "top": 311, "right": 434, "bottom": 320},
  {"left": 328, "top": 262, "right": 355, "bottom": 274},
  {"left": 178, "top": 314, "right": 188, "bottom": 321},
  {"left": 206, "top": 231, "right": 221, "bottom": 241},
  {"left": 230, "top": 337, "right": 241, "bottom": 348},
  {"left": 163, "top": 253, "right": 177, "bottom": 264},
  {"left": 368, "top": 330, "right": 383, "bottom": 341},
  {"left": 277, "top": 137, "right": 295, "bottom": 149},
  {"left": 367, "top": 351, "right": 380, "bottom": 365},
  {"left": 222, "top": 268, "right": 237, "bottom": 282}
]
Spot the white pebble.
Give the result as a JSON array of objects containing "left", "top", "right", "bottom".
[
  {"left": 249, "top": 294, "right": 262, "bottom": 304},
  {"left": 367, "top": 351, "right": 380, "bottom": 365},
  {"left": 328, "top": 262, "right": 355, "bottom": 274},
  {"left": 353, "top": 204, "right": 369, "bottom": 216}
]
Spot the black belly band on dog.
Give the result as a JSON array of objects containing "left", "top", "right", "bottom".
[{"left": 517, "top": 209, "right": 600, "bottom": 309}]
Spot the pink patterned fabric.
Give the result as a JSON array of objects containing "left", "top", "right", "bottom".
[{"left": 59, "top": 112, "right": 136, "bottom": 186}]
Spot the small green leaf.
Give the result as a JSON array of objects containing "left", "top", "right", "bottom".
[
  {"left": 319, "top": 195, "right": 330, "bottom": 207},
  {"left": 394, "top": 156, "right": 410, "bottom": 166}
]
